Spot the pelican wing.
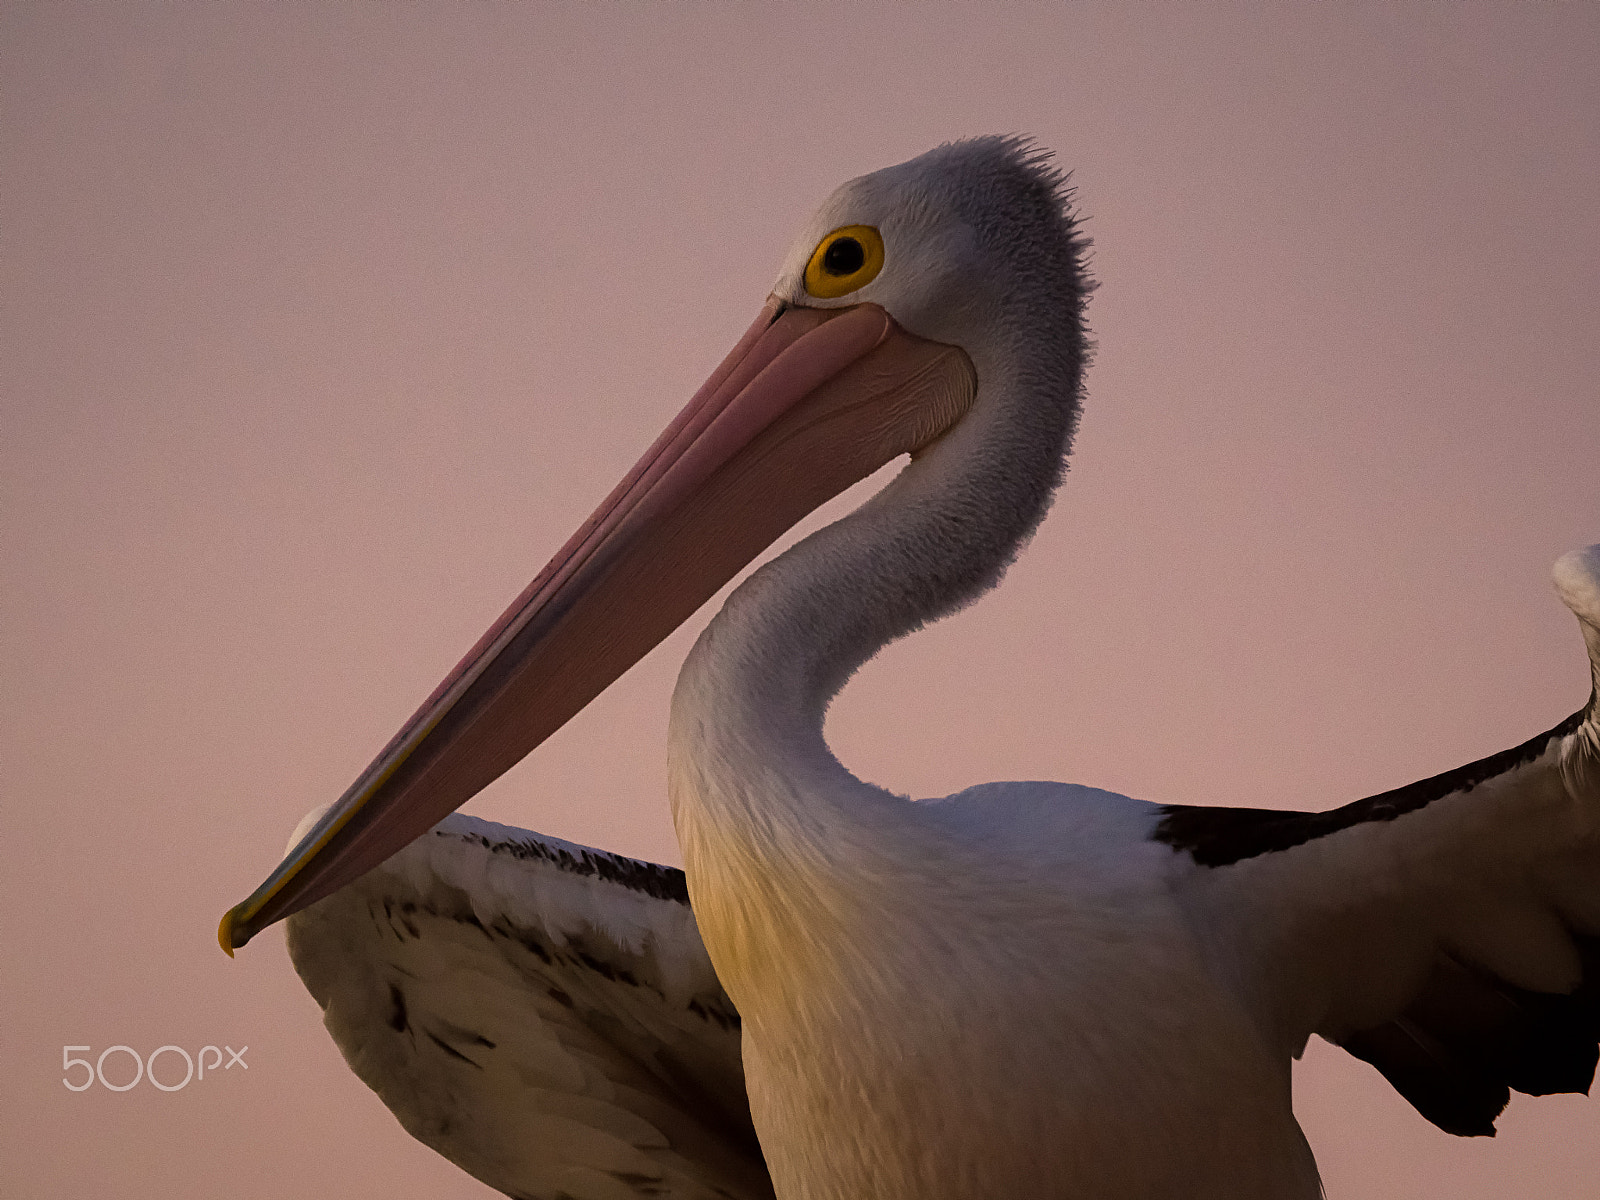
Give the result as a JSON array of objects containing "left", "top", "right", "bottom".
[
  {"left": 1164, "top": 547, "right": 1600, "bottom": 1137},
  {"left": 286, "top": 813, "right": 773, "bottom": 1200}
]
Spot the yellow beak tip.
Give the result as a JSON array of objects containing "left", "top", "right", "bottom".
[{"left": 218, "top": 908, "right": 240, "bottom": 957}]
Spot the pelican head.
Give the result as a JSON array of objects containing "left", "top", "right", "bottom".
[{"left": 221, "top": 135, "right": 1091, "bottom": 952}]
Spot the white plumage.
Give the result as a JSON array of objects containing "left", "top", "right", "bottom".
[
  {"left": 264, "top": 140, "right": 1600, "bottom": 1199},
  {"left": 288, "top": 813, "right": 769, "bottom": 1200}
]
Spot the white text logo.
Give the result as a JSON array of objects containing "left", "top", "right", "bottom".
[{"left": 62, "top": 1044, "right": 248, "bottom": 1092}]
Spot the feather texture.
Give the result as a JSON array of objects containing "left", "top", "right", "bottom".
[{"left": 287, "top": 813, "right": 773, "bottom": 1200}]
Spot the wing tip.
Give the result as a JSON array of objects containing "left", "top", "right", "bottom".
[{"left": 1554, "top": 544, "right": 1600, "bottom": 629}]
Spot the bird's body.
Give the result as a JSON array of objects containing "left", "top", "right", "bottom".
[
  {"left": 659, "top": 264, "right": 1320, "bottom": 1191},
  {"left": 237, "top": 138, "right": 1600, "bottom": 1199},
  {"left": 677, "top": 775, "right": 1321, "bottom": 1199}
]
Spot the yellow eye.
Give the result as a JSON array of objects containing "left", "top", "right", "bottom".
[{"left": 804, "top": 225, "right": 885, "bottom": 299}]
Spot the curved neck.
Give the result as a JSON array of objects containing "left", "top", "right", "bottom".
[{"left": 668, "top": 333, "right": 1080, "bottom": 837}]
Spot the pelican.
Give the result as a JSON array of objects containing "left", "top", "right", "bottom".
[{"left": 221, "top": 137, "right": 1600, "bottom": 1200}]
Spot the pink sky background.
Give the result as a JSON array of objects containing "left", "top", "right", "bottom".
[{"left": 4, "top": 3, "right": 1598, "bottom": 1197}]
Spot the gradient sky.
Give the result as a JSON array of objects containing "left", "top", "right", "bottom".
[{"left": 4, "top": 4, "right": 1599, "bottom": 1197}]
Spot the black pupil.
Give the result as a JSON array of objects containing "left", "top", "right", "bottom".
[{"left": 822, "top": 237, "right": 866, "bottom": 276}]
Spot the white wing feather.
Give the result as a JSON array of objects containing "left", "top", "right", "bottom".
[
  {"left": 286, "top": 813, "right": 774, "bottom": 1200},
  {"left": 1170, "top": 545, "right": 1600, "bottom": 1134}
]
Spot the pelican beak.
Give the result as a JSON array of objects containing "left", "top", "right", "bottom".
[{"left": 220, "top": 298, "right": 976, "bottom": 952}]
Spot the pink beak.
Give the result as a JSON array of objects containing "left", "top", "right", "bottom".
[{"left": 221, "top": 297, "right": 976, "bottom": 953}]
